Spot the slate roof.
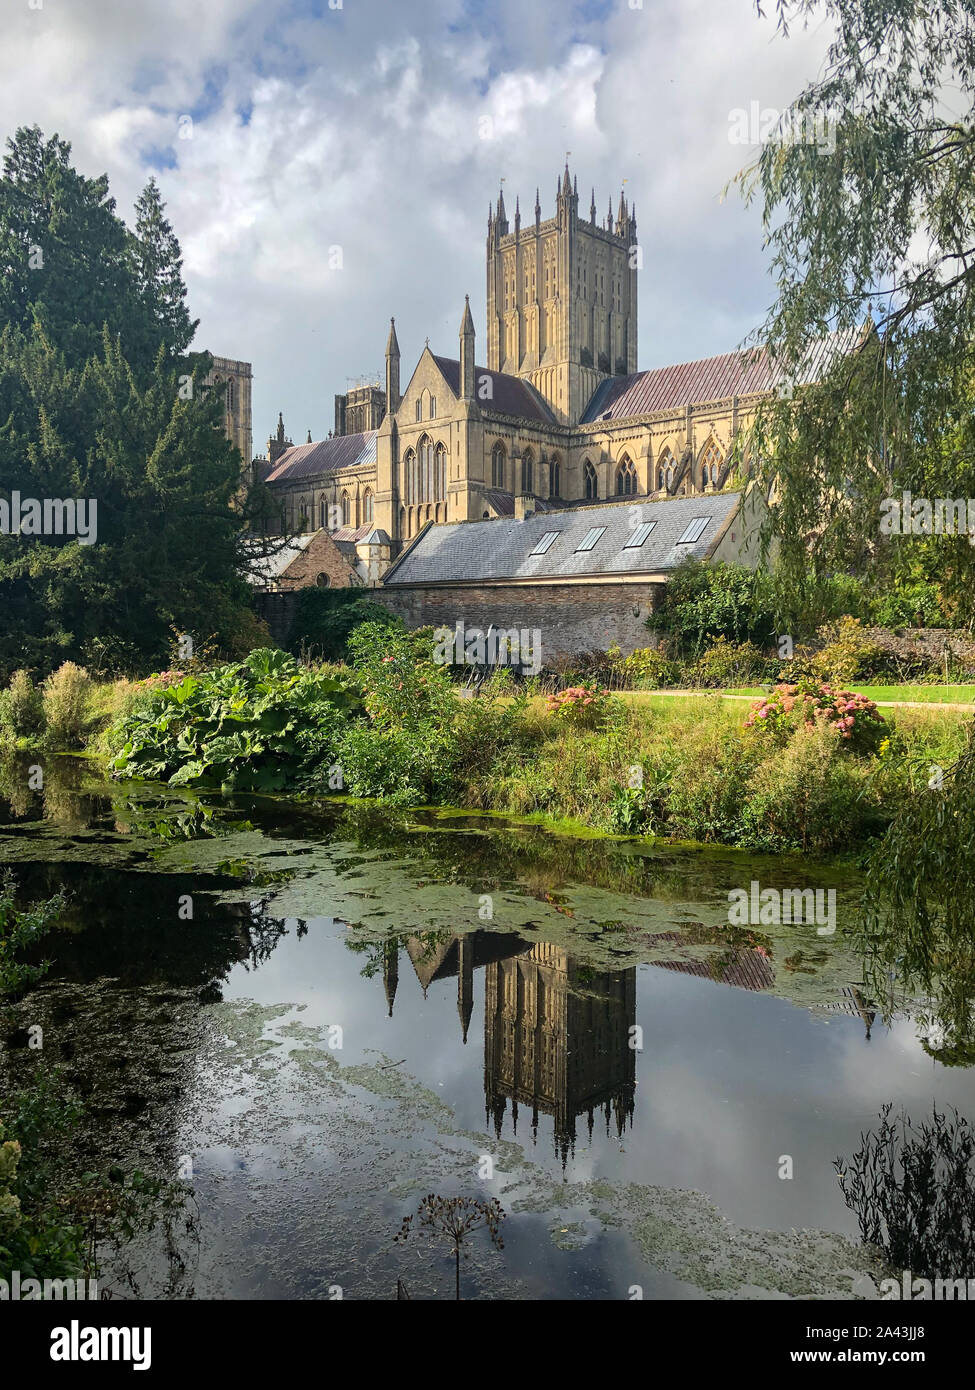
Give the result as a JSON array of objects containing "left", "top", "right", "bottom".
[
  {"left": 580, "top": 328, "right": 863, "bottom": 424},
  {"left": 265, "top": 431, "right": 377, "bottom": 483},
  {"left": 432, "top": 356, "right": 556, "bottom": 423},
  {"left": 383, "top": 491, "right": 741, "bottom": 585}
]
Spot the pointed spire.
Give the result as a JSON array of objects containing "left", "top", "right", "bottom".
[
  {"left": 514, "top": 194, "right": 521, "bottom": 235},
  {"left": 590, "top": 186, "right": 596, "bottom": 224},
  {"left": 607, "top": 196, "right": 613, "bottom": 230},
  {"left": 562, "top": 160, "right": 571, "bottom": 194},
  {"left": 306, "top": 429, "right": 312, "bottom": 444},
  {"left": 497, "top": 186, "right": 506, "bottom": 221},
  {"left": 573, "top": 174, "right": 578, "bottom": 197},
  {"left": 535, "top": 186, "right": 541, "bottom": 219},
  {"left": 386, "top": 315, "right": 400, "bottom": 357},
  {"left": 460, "top": 293, "right": 475, "bottom": 337},
  {"left": 276, "top": 411, "right": 285, "bottom": 443}
]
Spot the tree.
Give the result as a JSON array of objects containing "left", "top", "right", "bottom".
[
  {"left": 734, "top": 1, "right": 975, "bottom": 612},
  {"left": 131, "top": 177, "right": 197, "bottom": 361}
]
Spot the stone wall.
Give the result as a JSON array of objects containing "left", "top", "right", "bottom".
[{"left": 372, "top": 582, "right": 664, "bottom": 664}]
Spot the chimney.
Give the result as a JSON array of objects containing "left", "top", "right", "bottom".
[{"left": 515, "top": 494, "right": 535, "bottom": 521}]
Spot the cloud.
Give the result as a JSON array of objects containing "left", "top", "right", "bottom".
[{"left": 0, "top": 0, "right": 834, "bottom": 446}]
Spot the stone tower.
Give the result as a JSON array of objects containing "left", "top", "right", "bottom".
[{"left": 486, "top": 164, "right": 638, "bottom": 425}]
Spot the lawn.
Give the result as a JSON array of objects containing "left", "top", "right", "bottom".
[{"left": 721, "top": 685, "right": 975, "bottom": 705}]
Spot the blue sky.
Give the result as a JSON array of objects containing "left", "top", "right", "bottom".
[{"left": 0, "top": 0, "right": 834, "bottom": 450}]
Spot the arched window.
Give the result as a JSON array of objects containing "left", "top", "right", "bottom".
[
  {"left": 399, "top": 506, "right": 406, "bottom": 537},
  {"left": 363, "top": 489, "right": 374, "bottom": 524},
  {"left": 417, "top": 435, "right": 434, "bottom": 502},
  {"left": 584, "top": 459, "right": 598, "bottom": 500},
  {"left": 435, "top": 443, "right": 447, "bottom": 501},
  {"left": 549, "top": 454, "right": 561, "bottom": 497},
  {"left": 615, "top": 454, "right": 637, "bottom": 495},
  {"left": 404, "top": 449, "right": 417, "bottom": 504},
  {"left": 657, "top": 448, "right": 676, "bottom": 492},
  {"left": 341, "top": 491, "right": 351, "bottom": 526},
  {"left": 491, "top": 441, "right": 506, "bottom": 489},
  {"left": 415, "top": 399, "right": 422, "bottom": 423},
  {"left": 699, "top": 438, "right": 723, "bottom": 491},
  {"left": 299, "top": 497, "right": 308, "bottom": 531},
  {"left": 521, "top": 448, "right": 534, "bottom": 494},
  {"left": 430, "top": 395, "right": 437, "bottom": 419},
  {"left": 319, "top": 497, "right": 327, "bottom": 529}
]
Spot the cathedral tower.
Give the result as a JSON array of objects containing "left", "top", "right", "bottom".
[{"left": 486, "top": 164, "right": 638, "bottom": 424}]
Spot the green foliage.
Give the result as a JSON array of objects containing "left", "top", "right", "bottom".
[
  {"left": 42, "top": 661, "right": 91, "bottom": 747},
  {"left": 614, "top": 645, "right": 677, "bottom": 689},
  {"left": 348, "top": 622, "right": 456, "bottom": 734},
  {"left": 738, "top": 1, "right": 975, "bottom": 611},
  {"left": 0, "top": 127, "right": 271, "bottom": 681},
  {"left": 0, "top": 871, "right": 65, "bottom": 994},
  {"left": 744, "top": 680, "right": 888, "bottom": 756},
  {"left": 291, "top": 588, "right": 402, "bottom": 661},
  {"left": 646, "top": 559, "right": 778, "bottom": 653},
  {"left": 109, "top": 647, "right": 362, "bottom": 791},
  {"left": 0, "top": 669, "right": 44, "bottom": 741},
  {"left": 543, "top": 683, "right": 616, "bottom": 728},
  {"left": 811, "top": 617, "right": 888, "bottom": 686},
  {"left": 690, "top": 637, "right": 778, "bottom": 688}
]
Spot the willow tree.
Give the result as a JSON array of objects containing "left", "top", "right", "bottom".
[{"left": 737, "top": 0, "right": 975, "bottom": 618}]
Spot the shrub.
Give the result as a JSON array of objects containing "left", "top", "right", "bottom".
[
  {"left": 646, "top": 559, "right": 778, "bottom": 652},
  {"left": 291, "top": 590, "right": 402, "bottom": 661},
  {"left": 348, "top": 622, "right": 456, "bottom": 734},
  {"left": 666, "top": 721, "right": 761, "bottom": 843},
  {"left": 0, "top": 873, "right": 66, "bottom": 995},
  {"left": 745, "top": 680, "right": 887, "bottom": 756},
  {"left": 690, "top": 637, "right": 778, "bottom": 688},
  {"left": 0, "top": 671, "right": 45, "bottom": 741},
  {"left": 109, "top": 647, "right": 362, "bottom": 791},
  {"left": 544, "top": 683, "right": 615, "bottom": 729},
  {"left": 615, "top": 646, "right": 677, "bottom": 689},
  {"left": 336, "top": 723, "right": 449, "bottom": 803},
  {"left": 741, "top": 719, "right": 879, "bottom": 852},
  {"left": 811, "top": 616, "right": 889, "bottom": 685},
  {"left": 42, "top": 663, "right": 91, "bottom": 747}
]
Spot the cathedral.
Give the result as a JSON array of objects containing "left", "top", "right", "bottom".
[{"left": 254, "top": 162, "right": 805, "bottom": 584}]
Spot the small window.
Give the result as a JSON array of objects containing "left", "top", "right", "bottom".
[
  {"left": 316, "top": 572, "right": 331, "bottom": 587},
  {"left": 624, "top": 521, "right": 656, "bottom": 548},
  {"left": 430, "top": 395, "right": 436, "bottom": 418},
  {"left": 576, "top": 526, "right": 606, "bottom": 552},
  {"left": 530, "top": 531, "right": 561, "bottom": 556},
  {"left": 677, "top": 517, "right": 710, "bottom": 544},
  {"left": 415, "top": 399, "right": 422, "bottom": 422}
]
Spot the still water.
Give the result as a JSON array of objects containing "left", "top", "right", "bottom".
[{"left": 1, "top": 755, "right": 971, "bottom": 1299}]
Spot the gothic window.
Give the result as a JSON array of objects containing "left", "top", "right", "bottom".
[
  {"left": 430, "top": 395, "right": 437, "bottom": 419},
  {"left": 657, "top": 448, "right": 676, "bottom": 491},
  {"left": 404, "top": 449, "right": 417, "bottom": 505},
  {"left": 584, "top": 458, "right": 598, "bottom": 500},
  {"left": 415, "top": 399, "right": 422, "bottom": 423},
  {"left": 521, "top": 448, "right": 534, "bottom": 494},
  {"left": 699, "top": 438, "right": 723, "bottom": 491},
  {"left": 615, "top": 454, "right": 637, "bottom": 495},
  {"left": 549, "top": 454, "right": 561, "bottom": 497},
  {"left": 399, "top": 506, "right": 406, "bottom": 537},
  {"left": 434, "top": 443, "right": 447, "bottom": 501},
  {"left": 320, "top": 497, "right": 327, "bottom": 529},
  {"left": 418, "top": 435, "right": 434, "bottom": 502},
  {"left": 491, "top": 441, "right": 506, "bottom": 489},
  {"left": 341, "top": 491, "right": 351, "bottom": 526},
  {"left": 363, "top": 489, "right": 374, "bottom": 524}
]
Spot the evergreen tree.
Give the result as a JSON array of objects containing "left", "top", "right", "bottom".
[{"left": 131, "top": 176, "right": 197, "bottom": 360}]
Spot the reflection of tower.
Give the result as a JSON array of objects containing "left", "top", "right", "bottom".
[
  {"left": 483, "top": 944, "right": 636, "bottom": 1166},
  {"left": 382, "top": 939, "right": 399, "bottom": 1018}
]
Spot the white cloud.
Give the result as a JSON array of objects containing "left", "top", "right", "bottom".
[{"left": 0, "top": 0, "right": 834, "bottom": 447}]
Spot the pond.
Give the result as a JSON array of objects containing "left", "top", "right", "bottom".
[{"left": 1, "top": 754, "right": 972, "bottom": 1300}]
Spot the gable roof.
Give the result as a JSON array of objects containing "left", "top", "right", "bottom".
[
  {"left": 431, "top": 355, "right": 556, "bottom": 423},
  {"left": 383, "top": 491, "right": 742, "bottom": 586},
  {"left": 265, "top": 431, "right": 377, "bottom": 484},
  {"left": 580, "top": 329, "right": 863, "bottom": 424}
]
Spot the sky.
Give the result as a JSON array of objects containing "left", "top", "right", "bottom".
[{"left": 0, "top": 0, "right": 836, "bottom": 452}]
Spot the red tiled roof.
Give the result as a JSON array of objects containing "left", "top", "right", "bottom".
[
  {"left": 432, "top": 356, "right": 556, "bottom": 423},
  {"left": 580, "top": 329, "right": 863, "bottom": 424},
  {"left": 265, "top": 431, "right": 377, "bottom": 483}
]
